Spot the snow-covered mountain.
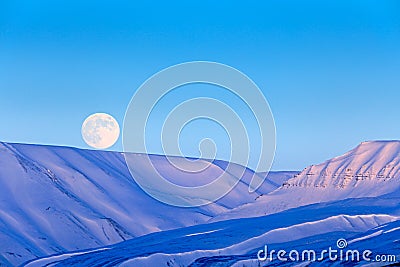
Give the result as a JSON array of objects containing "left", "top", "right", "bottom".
[
  {"left": 214, "top": 141, "right": 400, "bottom": 221},
  {"left": 0, "top": 142, "right": 294, "bottom": 266},
  {"left": 3, "top": 140, "right": 400, "bottom": 266},
  {"left": 285, "top": 140, "right": 400, "bottom": 189}
]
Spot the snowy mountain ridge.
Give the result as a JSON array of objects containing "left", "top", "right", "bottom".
[
  {"left": 213, "top": 141, "right": 400, "bottom": 222},
  {"left": 0, "top": 141, "right": 294, "bottom": 266},
  {"left": 2, "top": 140, "right": 400, "bottom": 266},
  {"left": 284, "top": 141, "right": 400, "bottom": 189}
]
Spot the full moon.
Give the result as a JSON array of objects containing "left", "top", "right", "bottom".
[{"left": 81, "top": 113, "right": 120, "bottom": 149}]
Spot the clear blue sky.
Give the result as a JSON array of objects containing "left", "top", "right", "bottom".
[{"left": 1, "top": 0, "right": 399, "bottom": 170}]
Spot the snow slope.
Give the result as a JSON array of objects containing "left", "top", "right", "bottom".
[
  {"left": 24, "top": 196, "right": 400, "bottom": 266},
  {"left": 213, "top": 141, "right": 400, "bottom": 221},
  {"left": 0, "top": 142, "right": 293, "bottom": 266}
]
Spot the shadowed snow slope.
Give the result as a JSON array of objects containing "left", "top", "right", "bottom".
[
  {"left": 24, "top": 197, "right": 400, "bottom": 266},
  {"left": 0, "top": 142, "right": 293, "bottom": 266},
  {"left": 213, "top": 141, "right": 400, "bottom": 222}
]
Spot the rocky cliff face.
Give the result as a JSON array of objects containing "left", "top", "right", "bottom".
[
  {"left": 213, "top": 141, "right": 400, "bottom": 222},
  {"left": 283, "top": 141, "right": 400, "bottom": 189}
]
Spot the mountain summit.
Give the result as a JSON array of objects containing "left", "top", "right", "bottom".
[
  {"left": 214, "top": 141, "right": 400, "bottom": 221},
  {"left": 284, "top": 140, "right": 400, "bottom": 189}
]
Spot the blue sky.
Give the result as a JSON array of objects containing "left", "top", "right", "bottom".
[{"left": 1, "top": 0, "right": 399, "bottom": 170}]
